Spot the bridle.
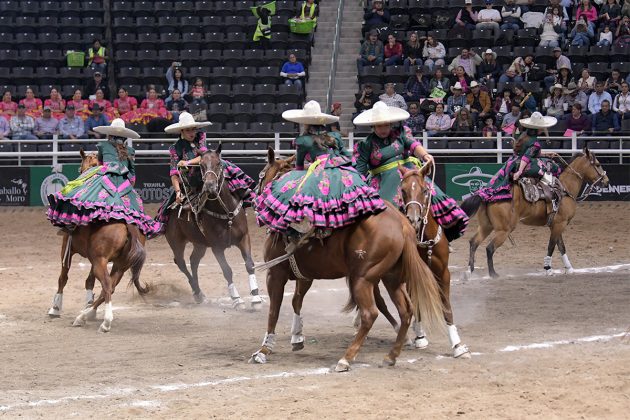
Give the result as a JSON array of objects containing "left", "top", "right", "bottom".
[{"left": 556, "top": 153, "right": 607, "bottom": 201}]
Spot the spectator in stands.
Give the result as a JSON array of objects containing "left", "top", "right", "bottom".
[
  {"left": 166, "top": 63, "right": 189, "bottom": 101},
  {"left": 405, "top": 102, "right": 425, "bottom": 135},
  {"left": 355, "top": 84, "right": 377, "bottom": 111},
  {"left": 544, "top": 84, "right": 569, "bottom": 118},
  {"left": 87, "top": 39, "right": 108, "bottom": 75},
  {"left": 501, "top": 0, "right": 522, "bottom": 31},
  {"left": 597, "top": 25, "right": 614, "bottom": 46},
  {"left": 515, "top": 0, "right": 533, "bottom": 14},
  {"left": 403, "top": 32, "right": 423, "bottom": 72},
  {"left": 467, "top": 81, "right": 492, "bottom": 128},
  {"left": 482, "top": 116, "right": 498, "bottom": 137},
  {"left": 10, "top": 104, "right": 37, "bottom": 140},
  {"left": 58, "top": 105, "right": 86, "bottom": 140},
  {"left": 85, "top": 71, "right": 110, "bottom": 100},
  {"left": 564, "top": 82, "right": 589, "bottom": 110},
  {"left": 0, "top": 116, "right": 9, "bottom": 139},
  {"left": 379, "top": 83, "right": 407, "bottom": 110},
  {"left": 513, "top": 84, "right": 537, "bottom": 113},
  {"left": 90, "top": 89, "right": 115, "bottom": 121},
  {"left": 623, "top": 0, "right": 630, "bottom": 18},
  {"left": 68, "top": 89, "right": 90, "bottom": 121},
  {"left": 544, "top": 47, "right": 572, "bottom": 89},
  {"left": 455, "top": 0, "right": 478, "bottom": 31},
  {"left": 253, "top": 5, "right": 272, "bottom": 49},
  {"left": 451, "top": 67, "right": 472, "bottom": 94},
  {"left": 553, "top": 65, "right": 574, "bottom": 88},
  {"left": 281, "top": 53, "right": 306, "bottom": 89},
  {"left": 165, "top": 89, "right": 188, "bottom": 123},
  {"left": 326, "top": 102, "right": 343, "bottom": 134},
  {"left": 34, "top": 106, "right": 59, "bottom": 139},
  {"left": 577, "top": 69, "right": 597, "bottom": 95},
  {"left": 127, "top": 88, "right": 170, "bottom": 125},
  {"left": 357, "top": 30, "right": 384, "bottom": 74},
  {"left": 448, "top": 49, "right": 482, "bottom": 79},
  {"left": 19, "top": 88, "right": 42, "bottom": 119},
  {"left": 446, "top": 82, "right": 468, "bottom": 116},
  {"left": 425, "top": 103, "right": 451, "bottom": 137},
  {"left": 576, "top": 0, "right": 599, "bottom": 32},
  {"left": 615, "top": 15, "right": 630, "bottom": 47},
  {"left": 429, "top": 69, "right": 451, "bottom": 97},
  {"left": 295, "top": 0, "right": 319, "bottom": 26},
  {"left": 86, "top": 104, "right": 110, "bottom": 139},
  {"left": 190, "top": 78, "right": 206, "bottom": 99},
  {"left": 114, "top": 87, "right": 139, "bottom": 123},
  {"left": 478, "top": 49, "right": 501, "bottom": 84},
  {"left": 494, "top": 89, "right": 513, "bottom": 123},
  {"left": 566, "top": 103, "right": 592, "bottom": 136},
  {"left": 363, "top": 0, "right": 390, "bottom": 34},
  {"left": 44, "top": 88, "right": 66, "bottom": 120},
  {"left": 476, "top": 0, "right": 502, "bottom": 34},
  {"left": 588, "top": 81, "right": 613, "bottom": 114},
  {"left": 612, "top": 81, "right": 630, "bottom": 119},
  {"left": 451, "top": 108, "right": 474, "bottom": 134},
  {"left": 501, "top": 104, "right": 521, "bottom": 134},
  {"left": 569, "top": 16, "right": 595, "bottom": 46},
  {"left": 592, "top": 100, "right": 620, "bottom": 134},
  {"left": 403, "top": 68, "right": 429, "bottom": 102},
  {"left": 422, "top": 36, "right": 446, "bottom": 71},
  {"left": 384, "top": 34, "right": 403, "bottom": 67},
  {"left": 0, "top": 90, "right": 17, "bottom": 121},
  {"left": 600, "top": 0, "right": 622, "bottom": 32},
  {"left": 605, "top": 68, "right": 624, "bottom": 97},
  {"left": 539, "top": 9, "right": 563, "bottom": 48},
  {"left": 354, "top": 96, "right": 374, "bottom": 117},
  {"left": 513, "top": 55, "right": 544, "bottom": 82}
]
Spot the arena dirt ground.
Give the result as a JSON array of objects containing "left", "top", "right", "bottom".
[{"left": 0, "top": 202, "right": 628, "bottom": 419}]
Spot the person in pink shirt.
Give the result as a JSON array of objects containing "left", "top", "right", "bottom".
[
  {"left": 576, "top": 0, "right": 598, "bottom": 31},
  {"left": 67, "top": 89, "right": 90, "bottom": 121},
  {"left": 0, "top": 90, "right": 17, "bottom": 121},
  {"left": 19, "top": 88, "right": 43, "bottom": 119},
  {"left": 44, "top": 87, "right": 66, "bottom": 120},
  {"left": 89, "top": 88, "right": 115, "bottom": 121},
  {"left": 384, "top": 33, "right": 403, "bottom": 66},
  {"left": 114, "top": 87, "right": 139, "bottom": 123},
  {"left": 127, "top": 88, "right": 170, "bottom": 125}
]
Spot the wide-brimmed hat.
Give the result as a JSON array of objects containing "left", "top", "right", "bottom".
[
  {"left": 94, "top": 118, "right": 140, "bottom": 139},
  {"left": 282, "top": 100, "right": 339, "bottom": 125},
  {"left": 470, "top": 81, "right": 480, "bottom": 88},
  {"left": 550, "top": 83, "right": 563, "bottom": 94},
  {"left": 451, "top": 82, "right": 463, "bottom": 92},
  {"left": 352, "top": 101, "right": 410, "bottom": 126},
  {"left": 164, "top": 111, "right": 212, "bottom": 134},
  {"left": 563, "top": 82, "right": 578, "bottom": 94},
  {"left": 519, "top": 112, "right": 557, "bottom": 129}
]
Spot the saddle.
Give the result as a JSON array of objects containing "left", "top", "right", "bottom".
[{"left": 518, "top": 175, "right": 564, "bottom": 226}]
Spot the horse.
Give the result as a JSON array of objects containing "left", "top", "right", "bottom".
[
  {"left": 163, "top": 144, "right": 262, "bottom": 309},
  {"left": 461, "top": 148, "right": 609, "bottom": 278},
  {"left": 398, "top": 163, "right": 470, "bottom": 358},
  {"left": 47, "top": 149, "right": 149, "bottom": 332},
  {"left": 251, "top": 148, "right": 446, "bottom": 372}
]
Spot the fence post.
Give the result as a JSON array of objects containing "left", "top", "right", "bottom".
[
  {"left": 274, "top": 132, "right": 280, "bottom": 151},
  {"left": 422, "top": 131, "right": 428, "bottom": 150},
  {"left": 571, "top": 131, "right": 577, "bottom": 153},
  {"left": 348, "top": 132, "right": 354, "bottom": 155},
  {"left": 496, "top": 132, "right": 502, "bottom": 163},
  {"left": 17, "top": 140, "right": 21, "bottom": 167},
  {"left": 52, "top": 134, "right": 59, "bottom": 168}
]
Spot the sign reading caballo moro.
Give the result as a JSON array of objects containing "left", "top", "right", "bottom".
[{"left": 0, "top": 168, "right": 29, "bottom": 205}]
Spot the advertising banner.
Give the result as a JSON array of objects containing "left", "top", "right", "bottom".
[
  {"left": 134, "top": 165, "right": 173, "bottom": 204},
  {"left": 0, "top": 167, "right": 30, "bottom": 206},
  {"left": 29, "top": 165, "right": 80, "bottom": 206},
  {"left": 444, "top": 163, "right": 502, "bottom": 201},
  {"left": 579, "top": 164, "right": 630, "bottom": 201}
]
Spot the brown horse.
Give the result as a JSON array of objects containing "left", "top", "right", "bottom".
[
  {"left": 47, "top": 149, "right": 149, "bottom": 332},
  {"left": 251, "top": 149, "right": 446, "bottom": 371},
  {"left": 461, "top": 148, "right": 609, "bottom": 278},
  {"left": 163, "top": 145, "right": 262, "bottom": 308},
  {"left": 398, "top": 163, "right": 470, "bottom": 358}
]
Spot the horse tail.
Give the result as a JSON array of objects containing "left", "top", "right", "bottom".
[
  {"left": 126, "top": 224, "right": 149, "bottom": 295},
  {"left": 461, "top": 194, "right": 483, "bottom": 218},
  {"left": 401, "top": 221, "right": 446, "bottom": 337},
  {"left": 342, "top": 277, "right": 357, "bottom": 313}
]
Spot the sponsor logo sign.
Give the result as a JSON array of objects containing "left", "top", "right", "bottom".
[
  {"left": 445, "top": 163, "right": 501, "bottom": 201},
  {"left": 0, "top": 167, "right": 29, "bottom": 206}
]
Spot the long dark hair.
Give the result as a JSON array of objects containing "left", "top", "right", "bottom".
[
  {"left": 307, "top": 124, "right": 337, "bottom": 149},
  {"left": 111, "top": 136, "right": 129, "bottom": 160},
  {"left": 513, "top": 126, "right": 537, "bottom": 153}
]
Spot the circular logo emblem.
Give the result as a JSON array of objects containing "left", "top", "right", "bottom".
[{"left": 40, "top": 173, "right": 69, "bottom": 204}]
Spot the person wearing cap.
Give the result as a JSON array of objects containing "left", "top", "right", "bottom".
[
  {"left": 363, "top": 0, "right": 390, "bottom": 35},
  {"left": 448, "top": 49, "right": 482, "bottom": 79},
  {"left": 446, "top": 82, "right": 467, "bottom": 117},
  {"left": 10, "top": 104, "right": 37, "bottom": 140},
  {"left": 155, "top": 112, "right": 255, "bottom": 229},
  {"left": 500, "top": 0, "right": 522, "bottom": 31},
  {"left": 85, "top": 70, "right": 110, "bottom": 100},
  {"left": 86, "top": 104, "right": 110, "bottom": 139},
  {"left": 467, "top": 81, "right": 492, "bottom": 128},
  {"left": 256, "top": 100, "right": 385, "bottom": 245},
  {"left": 475, "top": 112, "right": 561, "bottom": 203},
  {"left": 353, "top": 101, "right": 469, "bottom": 241},
  {"left": 476, "top": 0, "right": 502, "bottom": 34},
  {"left": 544, "top": 47, "right": 572, "bottom": 89},
  {"left": 588, "top": 81, "right": 613, "bottom": 114},
  {"left": 563, "top": 81, "right": 588, "bottom": 111},
  {"left": 357, "top": 30, "right": 384, "bottom": 75},
  {"left": 90, "top": 88, "right": 116, "bottom": 122},
  {"left": 34, "top": 106, "right": 59, "bottom": 139},
  {"left": 544, "top": 84, "right": 568, "bottom": 118},
  {"left": 58, "top": 105, "right": 87, "bottom": 140},
  {"left": 478, "top": 49, "right": 501, "bottom": 83},
  {"left": 403, "top": 68, "right": 429, "bottom": 102},
  {"left": 454, "top": 0, "right": 478, "bottom": 31},
  {"left": 47, "top": 118, "right": 161, "bottom": 237}
]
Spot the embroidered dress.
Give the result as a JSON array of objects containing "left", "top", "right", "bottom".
[
  {"left": 256, "top": 131, "right": 386, "bottom": 233},
  {"left": 89, "top": 99, "right": 116, "bottom": 121},
  {"left": 114, "top": 96, "right": 139, "bottom": 122},
  {"left": 0, "top": 100, "right": 17, "bottom": 121},
  {"left": 47, "top": 141, "right": 161, "bottom": 237},
  {"left": 19, "top": 97, "right": 43, "bottom": 119},
  {"left": 44, "top": 98, "right": 66, "bottom": 120},
  {"left": 354, "top": 128, "right": 469, "bottom": 241},
  {"left": 477, "top": 135, "right": 562, "bottom": 202},
  {"left": 125, "top": 98, "right": 171, "bottom": 125},
  {"left": 155, "top": 133, "right": 256, "bottom": 230},
  {"left": 68, "top": 99, "right": 91, "bottom": 120}
]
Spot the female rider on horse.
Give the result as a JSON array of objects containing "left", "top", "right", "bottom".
[
  {"left": 255, "top": 100, "right": 386, "bottom": 249},
  {"left": 352, "top": 101, "right": 469, "bottom": 242},
  {"left": 475, "top": 112, "right": 562, "bottom": 202},
  {"left": 47, "top": 118, "right": 161, "bottom": 237},
  {"left": 155, "top": 111, "right": 256, "bottom": 230}
]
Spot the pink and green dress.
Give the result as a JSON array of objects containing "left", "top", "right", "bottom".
[
  {"left": 47, "top": 141, "right": 161, "bottom": 237},
  {"left": 256, "top": 131, "right": 386, "bottom": 233},
  {"left": 354, "top": 128, "right": 469, "bottom": 241},
  {"left": 477, "top": 135, "right": 562, "bottom": 202}
]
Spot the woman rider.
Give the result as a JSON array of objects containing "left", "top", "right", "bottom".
[
  {"left": 155, "top": 112, "right": 256, "bottom": 229},
  {"left": 476, "top": 112, "right": 561, "bottom": 202},
  {"left": 255, "top": 101, "right": 386, "bottom": 249},
  {"left": 47, "top": 118, "right": 161, "bottom": 237},
  {"left": 352, "top": 101, "right": 469, "bottom": 242}
]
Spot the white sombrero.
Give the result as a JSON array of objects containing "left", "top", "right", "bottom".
[
  {"left": 352, "top": 101, "right": 410, "bottom": 126},
  {"left": 282, "top": 100, "right": 339, "bottom": 125},
  {"left": 519, "top": 112, "right": 557, "bottom": 129},
  {"left": 164, "top": 111, "right": 212, "bottom": 134},
  {"left": 94, "top": 118, "right": 140, "bottom": 139}
]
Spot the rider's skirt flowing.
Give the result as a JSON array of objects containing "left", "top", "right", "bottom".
[
  {"left": 47, "top": 163, "right": 162, "bottom": 237},
  {"left": 256, "top": 155, "right": 386, "bottom": 233}
]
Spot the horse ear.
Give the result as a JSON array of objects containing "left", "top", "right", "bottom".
[
  {"left": 583, "top": 146, "right": 590, "bottom": 157},
  {"left": 397, "top": 162, "right": 407, "bottom": 177},
  {"left": 285, "top": 154, "right": 296, "bottom": 164},
  {"left": 79, "top": 147, "right": 85, "bottom": 159},
  {"left": 216, "top": 142, "right": 222, "bottom": 155},
  {"left": 267, "top": 146, "right": 275, "bottom": 163}
]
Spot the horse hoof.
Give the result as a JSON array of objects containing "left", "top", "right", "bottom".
[
  {"left": 379, "top": 357, "right": 396, "bottom": 368},
  {"left": 565, "top": 268, "right": 574, "bottom": 275},
  {"left": 248, "top": 351, "right": 267, "bottom": 364},
  {"left": 461, "top": 270, "right": 472, "bottom": 281},
  {"left": 545, "top": 269, "right": 554, "bottom": 276},
  {"left": 335, "top": 359, "right": 350, "bottom": 372},
  {"left": 414, "top": 336, "right": 429, "bottom": 349},
  {"left": 72, "top": 318, "right": 85, "bottom": 327},
  {"left": 232, "top": 298, "right": 246, "bottom": 310},
  {"left": 489, "top": 271, "right": 500, "bottom": 279},
  {"left": 250, "top": 296, "right": 263, "bottom": 310},
  {"left": 193, "top": 292, "right": 207, "bottom": 304},
  {"left": 47, "top": 308, "right": 61, "bottom": 318},
  {"left": 98, "top": 323, "right": 111, "bottom": 333},
  {"left": 453, "top": 344, "right": 471, "bottom": 359},
  {"left": 86, "top": 310, "right": 97, "bottom": 322},
  {"left": 292, "top": 342, "right": 304, "bottom": 352}
]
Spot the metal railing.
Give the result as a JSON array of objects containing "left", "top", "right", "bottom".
[{"left": 326, "top": 0, "right": 345, "bottom": 111}]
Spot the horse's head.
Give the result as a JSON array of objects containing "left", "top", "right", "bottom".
[
  {"left": 574, "top": 147, "right": 609, "bottom": 188},
  {"left": 399, "top": 160, "right": 433, "bottom": 230},
  {"left": 200, "top": 143, "right": 223, "bottom": 196},
  {"left": 257, "top": 147, "right": 296, "bottom": 194},
  {"left": 79, "top": 148, "right": 98, "bottom": 173}
]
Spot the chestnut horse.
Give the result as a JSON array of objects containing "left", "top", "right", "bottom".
[
  {"left": 461, "top": 148, "right": 609, "bottom": 277},
  {"left": 163, "top": 145, "right": 262, "bottom": 308},
  {"left": 47, "top": 149, "right": 149, "bottom": 332},
  {"left": 398, "top": 163, "right": 470, "bottom": 358},
  {"left": 251, "top": 149, "right": 445, "bottom": 371}
]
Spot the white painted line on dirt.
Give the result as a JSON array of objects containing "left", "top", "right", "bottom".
[
  {"left": 127, "top": 400, "right": 161, "bottom": 409},
  {"left": 499, "top": 332, "right": 627, "bottom": 352}
]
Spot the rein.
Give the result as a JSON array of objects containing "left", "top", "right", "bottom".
[{"left": 555, "top": 154, "right": 607, "bottom": 201}]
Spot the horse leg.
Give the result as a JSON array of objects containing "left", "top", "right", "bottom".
[
  {"left": 211, "top": 247, "right": 244, "bottom": 309},
  {"left": 437, "top": 268, "right": 470, "bottom": 358},
  {"left": 190, "top": 244, "right": 208, "bottom": 303},
  {"left": 290, "top": 279, "right": 313, "bottom": 351},
  {"left": 237, "top": 233, "right": 263, "bottom": 309},
  {"left": 73, "top": 258, "right": 112, "bottom": 329},
  {"left": 381, "top": 278, "right": 412, "bottom": 367},
  {"left": 544, "top": 229, "right": 559, "bottom": 276},
  {"left": 167, "top": 233, "right": 199, "bottom": 298},
  {"left": 557, "top": 232, "right": 574, "bottom": 274},
  {"left": 353, "top": 284, "right": 399, "bottom": 335},
  {"left": 48, "top": 235, "right": 74, "bottom": 317},
  {"left": 466, "top": 207, "right": 493, "bottom": 279},
  {"left": 84, "top": 269, "right": 96, "bottom": 309},
  {"left": 336, "top": 277, "right": 378, "bottom": 372},
  {"left": 250, "top": 267, "right": 289, "bottom": 364},
  {"left": 487, "top": 230, "right": 509, "bottom": 278}
]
